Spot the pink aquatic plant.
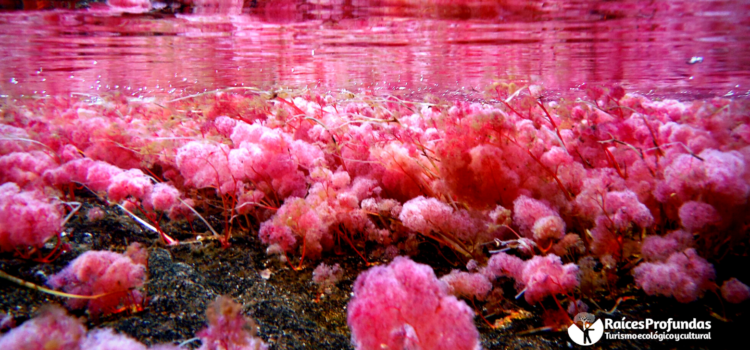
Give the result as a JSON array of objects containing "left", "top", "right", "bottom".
[
  {"left": 312, "top": 262, "right": 344, "bottom": 293},
  {"left": 678, "top": 201, "right": 720, "bottom": 232},
  {"left": 0, "top": 182, "right": 64, "bottom": 254},
  {"left": 347, "top": 256, "right": 481, "bottom": 350},
  {"left": 439, "top": 270, "right": 493, "bottom": 301},
  {"left": 0, "top": 305, "right": 86, "bottom": 350},
  {"left": 46, "top": 243, "right": 148, "bottom": 316},
  {"left": 512, "top": 195, "right": 565, "bottom": 241},
  {"left": 518, "top": 254, "right": 579, "bottom": 304},
  {"left": 107, "top": 0, "right": 151, "bottom": 13},
  {"left": 197, "top": 296, "right": 268, "bottom": 350},
  {"left": 640, "top": 230, "right": 693, "bottom": 262},
  {"left": 633, "top": 248, "right": 715, "bottom": 303},
  {"left": 721, "top": 278, "right": 750, "bottom": 304},
  {"left": 483, "top": 252, "right": 578, "bottom": 304},
  {"left": 0, "top": 305, "right": 182, "bottom": 350},
  {"left": 0, "top": 151, "right": 58, "bottom": 188}
]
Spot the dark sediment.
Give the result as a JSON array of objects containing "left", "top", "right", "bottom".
[{"left": 0, "top": 198, "right": 746, "bottom": 349}]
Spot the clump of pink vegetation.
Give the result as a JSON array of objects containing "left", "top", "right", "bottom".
[
  {"left": 1, "top": 85, "right": 750, "bottom": 343},
  {"left": 347, "top": 256, "right": 481, "bottom": 350},
  {"left": 46, "top": 243, "right": 148, "bottom": 316},
  {"left": 0, "top": 296, "right": 267, "bottom": 349},
  {"left": 197, "top": 296, "right": 268, "bottom": 350},
  {"left": 483, "top": 252, "right": 578, "bottom": 304},
  {"left": 633, "top": 248, "right": 715, "bottom": 303},
  {"left": 0, "top": 182, "right": 63, "bottom": 254},
  {"left": 721, "top": 278, "right": 750, "bottom": 304},
  {"left": 0, "top": 306, "right": 86, "bottom": 350},
  {"left": 439, "top": 270, "right": 492, "bottom": 301},
  {"left": 312, "top": 262, "right": 344, "bottom": 293}
]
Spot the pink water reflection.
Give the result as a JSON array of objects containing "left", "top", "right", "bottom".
[{"left": 0, "top": 0, "right": 748, "bottom": 98}]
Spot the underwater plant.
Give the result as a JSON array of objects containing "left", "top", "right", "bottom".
[
  {"left": 1, "top": 84, "right": 749, "bottom": 348},
  {"left": 347, "top": 256, "right": 482, "bottom": 350}
]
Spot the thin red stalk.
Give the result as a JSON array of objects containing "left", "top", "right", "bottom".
[
  {"left": 603, "top": 147, "right": 626, "bottom": 179},
  {"left": 337, "top": 227, "right": 370, "bottom": 266},
  {"left": 276, "top": 97, "right": 307, "bottom": 116},
  {"left": 536, "top": 100, "right": 567, "bottom": 150},
  {"left": 500, "top": 137, "right": 573, "bottom": 201}
]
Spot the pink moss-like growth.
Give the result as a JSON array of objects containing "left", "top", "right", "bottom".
[
  {"left": 85, "top": 161, "right": 125, "bottom": 192},
  {"left": 43, "top": 158, "right": 95, "bottom": 186},
  {"left": 640, "top": 230, "right": 693, "bottom": 262},
  {"left": 2, "top": 87, "right": 749, "bottom": 331},
  {"left": 107, "top": 0, "right": 151, "bottom": 13},
  {"left": 0, "top": 306, "right": 86, "bottom": 350},
  {"left": 0, "top": 182, "right": 63, "bottom": 252},
  {"left": 143, "top": 183, "right": 181, "bottom": 212},
  {"left": 228, "top": 122, "right": 312, "bottom": 199},
  {"left": 176, "top": 141, "right": 235, "bottom": 194},
  {"left": 0, "top": 151, "right": 58, "bottom": 188},
  {"left": 87, "top": 207, "right": 106, "bottom": 222},
  {"left": 603, "top": 190, "right": 654, "bottom": 229},
  {"left": 721, "top": 278, "right": 750, "bottom": 304},
  {"left": 107, "top": 169, "right": 153, "bottom": 203},
  {"left": 512, "top": 195, "right": 565, "bottom": 241},
  {"left": 439, "top": 270, "right": 493, "bottom": 301},
  {"left": 633, "top": 248, "right": 715, "bottom": 303},
  {"left": 347, "top": 256, "right": 481, "bottom": 350},
  {"left": 531, "top": 216, "right": 566, "bottom": 242},
  {"left": 483, "top": 252, "right": 524, "bottom": 281},
  {"left": 312, "top": 262, "right": 344, "bottom": 292},
  {"left": 80, "top": 329, "right": 149, "bottom": 350},
  {"left": 197, "top": 296, "right": 268, "bottom": 350},
  {"left": 399, "top": 196, "right": 455, "bottom": 235},
  {"left": 658, "top": 149, "right": 749, "bottom": 205},
  {"left": 398, "top": 195, "right": 486, "bottom": 245},
  {"left": 46, "top": 243, "right": 147, "bottom": 316},
  {"left": 0, "top": 306, "right": 180, "bottom": 350},
  {"left": 483, "top": 253, "right": 579, "bottom": 304},
  {"left": 590, "top": 189, "right": 654, "bottom": 258},
  {"left": 0, "top": 125, "right": 31, "bottom": 155},
  {"left": 519, "top": 254, "right": 579, "bottom": 304},
  {"left": 258, "top": 197, "right": 329, "bottom": 261},
  {"left": 678, "top": 201, "right": 720, "bottom": 232}
]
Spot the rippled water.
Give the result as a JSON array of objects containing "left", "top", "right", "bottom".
[{"left": 0, "top": 0, "right": 749, "bottom": 98}]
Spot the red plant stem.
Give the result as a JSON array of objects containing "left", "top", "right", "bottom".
[
  {"left": 537, "top": 100, "right": 567, "bottom": 151},
  {"left": 135, "top": 202, "right": 178, "bottom": 246},
  {"left": 276, "top": 97, "right": 308, "bottom": 116},
  {"left": 142, "top": 167, "right": 163, "bottom": 183},
  {"left": 471, "top": 299, "right": 495, "bottom": 329},
  {"left": 499, "top": 137, "right": 573, "bottom": 201},
  {"left": 38, "top": 233, "right": 64, "bottom": 263},
  {"left": 423, "top": 230, "right": 473, "bottom": 262},
  {"left": 336, "top": 227, "right": 370, "bottom": 266},
  {"left": 551, "top": 294, "right": 574, "bottom": 326},
  {"left": 640, "top": 115, "right": 664, "bottom": 160},
  {"left": 603, "top": 146, "right": 626, "bottom": 179},
  {"left": 295, "top": 236, "right": 307, "bottom": 271},
  {"left": 494, "top": 86, "right": 526, "bottom": 119}
]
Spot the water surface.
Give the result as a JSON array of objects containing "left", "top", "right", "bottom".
[{"left": 0, "top": 0, "right": 748, "bottom": 98}]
